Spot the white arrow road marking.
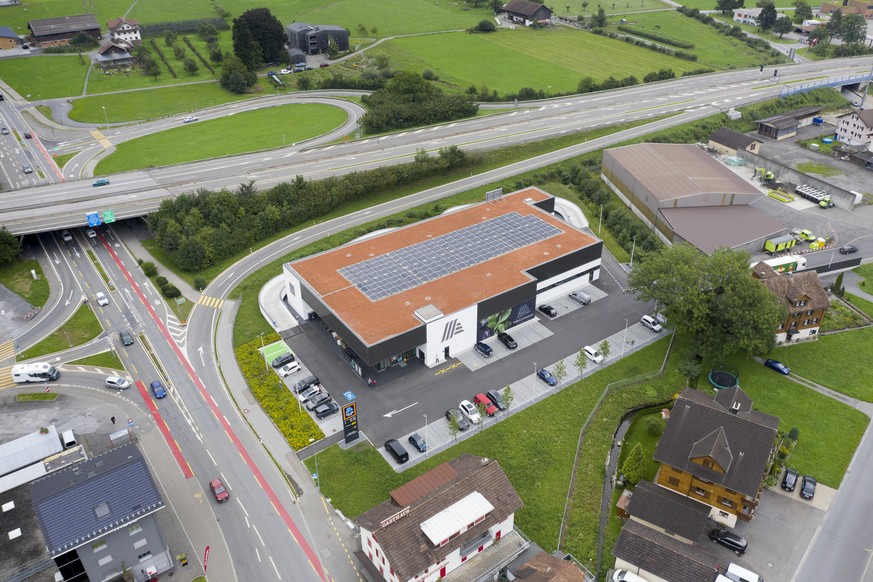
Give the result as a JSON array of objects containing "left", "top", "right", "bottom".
[{"left": 383, "top": 402, "right": 418, "bottom": 418}]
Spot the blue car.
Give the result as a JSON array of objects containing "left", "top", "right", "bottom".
[
  {"left": 537, "top": 368, "right": 557, "bottom": 386},
  {"left": 150, "top": 380, "right": 167, "bottom": 399},
  {"left": 764, "top": 359, "right": 790, "bottom": 375}
]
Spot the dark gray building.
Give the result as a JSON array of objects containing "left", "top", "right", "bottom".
[
  {"left": 285, "top": 22, "right": 349, "bottom": 55},
  {"left": 30, "top": 442, "right": 169, "bottom": 582}
]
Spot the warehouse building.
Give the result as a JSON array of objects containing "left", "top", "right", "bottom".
[
  {"left": 283, "top": 188, "right": 602, "bottom": 370},
  {"left": 601, "top": 143, "right": 785, "bottom": 255}
]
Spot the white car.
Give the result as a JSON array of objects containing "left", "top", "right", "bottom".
[
  {"left": 279, "top": 361, "right": 301, "bottom": 377},
  {"left": 182, "top": 115, "right": 198, "bottom": 123},
  {"left": 87, "top": 229, "right": 97, "bottom": 238},
  {"left": 640, "top": 314, "right": 662, "bottom": 332},
  {"left": 459, "top": 399, "right": 482, "bottom": 424},
  {"left": 61, "top": 230, "right": 72, "bottom": 242},
  {"left": 297, "top": 384, "right": 321, "bottom": 402},
  {"left": 583, "top": 345, "right": 604, "bottom": 364},
  {"left": 95, "top": 291, "right": 109, "bottom": 306},
  {"left": 279, "top": 68, "right": 292, "bottom": 75},
  {"left": 105, "top": 376, "right": 130, "bottom": 390}
]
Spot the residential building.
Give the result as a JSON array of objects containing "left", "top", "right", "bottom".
[
  {"left": 653, "top": 387, "right": 780, "bottom": 526},
  {"left": 613, "top": 519, "right": 720, "bottom": 582},
  {"left": 285, "top": 22, "right": 349, "bottom": 54},
  {"left": 732, "top": 8, "right": 763, "bottom": 25},
  {"left": 624, "top": 480, "right": 711, "bottom": 544},
  {"left": 96, "top": 38, "right": 135, "bottom": 68},
  {"left": 501, "top": 0, "right": 554, "bottom": 25},
  {"left": 836, "top": 109, "right": 873, "bottom": 147},
  {"left": 107, "top": 17, "right": 141, "bottom": 44},
  {"left": 355, "top": 454, "right": 527, "bottom": 582},
  {"left": 0, "top": 25, "right": 21, "bottom": 50},
  {"left": 601, "top": 143, "right": 784, "bottom": 254},
  {"left": 507, "top": 550, "right": 589, "bottom": 581},
  {"left": 708, "top": 127, "right": 762, "bottom": 157},
  {"left": 751, "top": 262, "right": 830, "bottom": 344},
  {"left": 283, "top": 188, "right": 602, "bottom": 371},
  {"left": 821, "top": 0, "right": 873, "bottom": 18},
  {"left": 29, "top": 442, "right": 170, "bottom": 582},
  {"left": 28, "top": 14, "right": 101, "bottom": 47}
]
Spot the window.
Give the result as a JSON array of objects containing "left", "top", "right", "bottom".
[
  {"left": 702, "top": 459, "right": 714, "bottom": 469},
  {"left": 812, "top": 318, "right": 819, "bottom": 325},
  {"left": 719, "top": 497, "right": 734, "bottom": 508},
  {"left": 810, "top": 329, "right": 817, "bottom": 335},
  {"left": 367, "top": 538, "right": 372, "bottom": 548},
  {"left": 668, "top": 476, "right": 680, "bottom": 487},
  {"left": 91, "top": 541, "right": 107, "bottom": 553},
  {"left": 806, "top": 309, "right": 814, "bottom": 315},
  {"left": 803, "top": 319, "right": 810, "bottom": 326},
  {"left": 794, "top": 299, "right": 807, "bottom": 307},
  {"left": 790, "top": 321, "right": 798, "bottom": 328},
  {"left": 778, "top": 322, "right": 784, "bottom": 330},
  {"left": 693, "top": 487, "right": 710, "bottom": 499},
  {"left": 128, "top": 524, "right": 143, "bottom": 536},
  {"left": 138, "top": 551, "right": 152, "bottom": 562}
]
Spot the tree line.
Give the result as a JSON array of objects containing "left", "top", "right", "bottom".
[{"left": 149, "top": 146, "right": 473, "bottom": 272}]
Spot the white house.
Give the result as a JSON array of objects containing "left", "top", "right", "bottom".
[
  {"left": 107, "top": 17, "right": 141, "bottom": 44},
  {"left": 733, "top": 8, "right": 763, "bottom": 25},
  {"left": 836, "top": 109, "right": 873, "bottom": 147}
]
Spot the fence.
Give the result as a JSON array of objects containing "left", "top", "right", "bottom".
[{"left": 780, "top": 72, "right": 873, "bottom": 98}]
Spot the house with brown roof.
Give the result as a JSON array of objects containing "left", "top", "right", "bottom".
[
  {"left": 751, "top": 263, "right": 830, "bottom": 344},
  {"left": 836, "top": 109, "right": 873, "bottom": 147},
  {"left": 613, "top": 520, "right": 720, "bottom": 582},
  {"left": 107, "top": 17, "right": 141, "bottom": 45},
  {"left": 821, "top": 0, "right": 873, "bottom": 18},
  {"left": 354, "top": 455, "right": 527, "bottom": 582},
  {"left": 96, "top": 38, "right": 134, "bottom": 68},
  {"left": 625, "top": 480, "right": 711, "bottom": 544},
  {"left": 708, "top": 127, "right": 762, "bottom": 157},
  {"left": 501, "top": 0, "right": 553, "bottom": 25},
  {"left": 28, "top": 14, "right": 100, "bottom": 47},
  {"left": 508, "top": 551, "right": 589, "bottom": 581},
  {"left": 653, "top": 387, "right": 780, "bottom": 526}
]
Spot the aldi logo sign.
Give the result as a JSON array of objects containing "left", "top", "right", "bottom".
[{"left": 441, "top": 319, "right": 464, "bottom": 342}]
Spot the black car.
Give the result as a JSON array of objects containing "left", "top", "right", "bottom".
[
  {"left": 314, "top": 401, "right": 340, "bottom": 419},
  {"left": 839, "top": 245, "right": 858, "bottom": 254},
  {"left": 271, "top": 352, "right": 295, "bottom": 368},
  {"left": 119, "top": 330, "right": 134, "bottom": 346},
  {"left": 486, "top": 389, "right": 507, "bottom": 411},
  {"left": 497, "top": 332, "right": 517, "bottom": 350},
  {"left": 408, "top": 432, "right": 427, "bottom": 452},
  {"left": 445, "top": 408, "right": 471, "bottom": 431},
  {"left": 709, "top": 528, "right": 747, "bottom": 555},
  {"left": 538, "top": 304, "right": 557, "bottom": 318},
  {"left": 473, "top": 342, "right": 492, "bottom": 358},
  {"left": 782, "top": 468, "right": 799, "bottom": 492},
  {"left": 800, "top": 475, "right": 816, "bottom": 499},
  {"left": 306, "top": 393, "right": 331, "bottom": 411}
]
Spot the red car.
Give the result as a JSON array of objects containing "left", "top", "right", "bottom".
[
  {"left": 210, "top": 478, "right": 229, "bottom": 503},
  {"left": 473, "top": 393, "right": 498, "bottom": 416}
]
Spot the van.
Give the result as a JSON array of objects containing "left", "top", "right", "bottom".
[
  {"left": 725, "top": 563, "right": 764, "bottom": 582},
  {"left": 612, "top": 570, "right": 649, "bottom": 582},
  {"left": 61, "top": 430, "right": 77, "bottom": 449},
  {"left": 569, "top": 290, "right": 592, "bottom": 305},
  {"left": 384, "top": 439, "right": 409, "bottom": 464},
  {"left": 294, "top": 375, "right": 319, "bottom": 394},
  {"left": 640, "top": 314, "right": 662, "bottom": 332}
]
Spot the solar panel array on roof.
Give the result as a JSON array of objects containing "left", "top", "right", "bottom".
[{"left": 340, "top": 213, "right": 561, "bottom": 300}]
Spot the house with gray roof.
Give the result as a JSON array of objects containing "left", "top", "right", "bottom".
[
  {"left": 625, "top": 480, "right": 711, "bottom": 544},
  {"left": 613, "top": 519, "right": 720, "bottom": 582},
  {"left": 836, "top": 108, "right": 873, "bottom": 147},
  {"left": 30, "top": 442, "right": 170, "bottom": 582},
  {"left": 285, "top": 22, "right": 349, "bottom": 55},
  {"left": 501, "top": 0, "right": 553, "bottom": 25},
  {"left": 28, "top": 14, "right": 101, "bottom": 47},
  {"left": 355, "top": 454, "right": 527, "bottom": 582},
  {"left": 653, "top": 387, "right": 779, "bottom": 527},
  {"left": 0, "top": 25, "right": 21, "bottom": 50},
  {"left": 708, "top": 127, "right": 762, "bottom": 156},
  {"left": 754, "top": 106, "right": 821, "bottom": 140}
]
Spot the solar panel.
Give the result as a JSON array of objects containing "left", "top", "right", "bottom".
[{"left": 339, "top": 213, "right": 562, "bottom": 301}]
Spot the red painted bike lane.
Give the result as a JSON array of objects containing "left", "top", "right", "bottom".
[{"left": 101, "top": 236, "right": 327, "bottom": 581}]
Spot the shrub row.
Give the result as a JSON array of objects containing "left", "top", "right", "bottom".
[
  {"left": 140, "top": 18, "right": 229, "bottom": 37},
  {"left": 235, "top": 335, "right": 323, "bottom": 449},
  {"left": 617, "top": 25, "right": 695, "bottom": 49},
  {"left": 592, "top": 28, "right": 698, "bottom": 61},
  {"left": 183, "top": 36, "right": 215, "bottom": 74},
  {"left": 149, "top": 38, "right": 177, "bottom": 78},
  {"left": 676, "top": 6, "right": 783, "bottom": 61}
]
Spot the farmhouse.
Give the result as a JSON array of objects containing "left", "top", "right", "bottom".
[
  {"left": 285, "top": 22, "right": 349, "bottom": 55},
  {"left": 355, "top": 455, "right": 526, "bottom": 582},
  {"left": 96, "top": 38, "right": 135, "bottom": 68},
  {"left": 601, "top": 143, "right": 784, "bottom": 255},
  {"left": 282, "top": 188, "right": 602, "bottom": 371},
  {"left": 28, "top": 14, "right": 101, "bottom": 47},
  {"left": 107, "top": 17, "right": 141, "bottom": 44},
  {"left": 653, "top": 387, "right": 779, "bottom": 526},
  {"left": 751, "top": 262, "right": 830, "bottom": 344},
  {"left": 501, "top": 0, "right": 554, "bottom": 26},
  {"left": 0, "top": 26, "right": 21, "bottom": 50},
  {"left": 835, "top": 108, "right": 873, "bottom": 147},
  {"left": 708, "top": 127, "right": 762, "bottom": 156}
]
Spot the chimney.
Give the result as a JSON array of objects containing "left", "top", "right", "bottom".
[{"left": 730, "top": 400, "right": 741, "bottom": 414}]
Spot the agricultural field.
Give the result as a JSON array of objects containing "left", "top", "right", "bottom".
[
  {"left": 0, "top": 55, "right": 89, "bottom": 100},
  {"left": 676, "top": 0, "right": 801, "bottom": 9},
  {"left": 93, "top": 103, "right": 347, "bottom": 173},
  {"left": 381, "top": 27, "right": 702, "bottom": 95},
  {"left": 554, "top": 0, "right": 671, "bottom": 18}
]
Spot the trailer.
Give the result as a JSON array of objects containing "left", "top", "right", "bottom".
[
  {"left": 751, "top": 255, "right": 808, "bottom": 274},
  {"left": 764, "top": 235, "right": 797, "bottom": 254},
  {"left": 12, "top": 362, "right": 60, "bottom": 383}
]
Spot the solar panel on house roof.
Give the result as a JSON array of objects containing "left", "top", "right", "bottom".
[{"left": 339, "top": 213, "right": 561, "bottom": 301}]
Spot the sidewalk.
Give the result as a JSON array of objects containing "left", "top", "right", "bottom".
[
  {"left": 118, "top": 223, "right": 201, "bottom": 302},
  {"left": 259, "top": 275, "right": 298, "bottom": 331},
  {"left": 841, "top": 271, "right": 873, "bottom": 303}
]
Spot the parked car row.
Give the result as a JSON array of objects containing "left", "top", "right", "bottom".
[
  {"left": 291, "top": 373, "right": 340, "bottom": 420},
  {"left": 782, "top": 467, "right": 816, "bottom": 500}
]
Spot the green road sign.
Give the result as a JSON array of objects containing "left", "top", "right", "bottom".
[{"left": 102, "top": 210, "right": 116, "bottom": 223}]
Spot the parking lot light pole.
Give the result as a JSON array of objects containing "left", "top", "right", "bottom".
[
  {"left": 533, "top": 362, "right": 537, "bottom": 397},
  {"left": 309, "top": 438, "right": 319, "bottom": 490},
  {"left": 424, "top": 414, "right": 429, "bottom": 458},
  {"left": 622, "top": 319, "right": 629, "bottom": 357}
]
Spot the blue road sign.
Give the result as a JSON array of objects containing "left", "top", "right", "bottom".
[
  {"left": 343, "top": 391, "right": 355, "bottom": 402},
  {"left": 87, "top": 213, "right": 102, "bottom": 227}
]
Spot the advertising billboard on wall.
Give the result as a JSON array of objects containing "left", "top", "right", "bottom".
[{"left": 477, "top": 298, "right": 536, "bottom": 341}]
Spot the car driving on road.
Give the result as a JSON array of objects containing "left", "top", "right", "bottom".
[
  {"left": 183, "top": 115, "right": 198, "bottom": 123},
  {"left": 95, "top": 291, "right": 109, "bottom": 306},
  {"left": 839, "top": 244, "right": 858, "bottom": 254},
  {"left": 150, "top": 380, "right": 167, "bottom": 399},
  {"left": 93, "top": 178, "right": 110, "bottom": 187},
  {"left": 105, "top": 376, "right": 130, "bottom": 390},
  {"left": 210, "top": 478, "right": 229, "bottom": 503},
  {"left": 119, "top": 330, "right": 134, "bottom": 346}
]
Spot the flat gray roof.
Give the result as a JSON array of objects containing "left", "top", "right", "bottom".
[
  {"left": 0, "top": 426, "right": 62, "bottom": 478},
  {"left": 660, "top": 205, "right": 784, "bottom": 255}
]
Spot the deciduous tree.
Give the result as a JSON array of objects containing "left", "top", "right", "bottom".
[
  {"left": 792, "top": 1, "right": 812, "bottom": 23},
  {"left": 841, "top": 13, "right": 867, "bottom": 45},
  {"left": 757, "top": 2, "right": 778, "bottom": 30},
  {"left": 220, "top": 54, "right": 256, "bottom": 93},
  {"left": 773, "top": 16, "right": 793, "bottom": 37},
  {"left": 553, "top": 360, "right": 567, "bottom": 385},
  {"left": 574, "top": 348, "right": 588, "bottom": 374},
  {"left": 826, "top": 9, "right": 842, "bottom": 37},
  {"left": 598, "top": 339, "right": 611, "bottom": 360},
  {"left": 0, "top": 227, "right": 19, "bottom": 267}
]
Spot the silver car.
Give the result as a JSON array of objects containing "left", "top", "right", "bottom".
[
  {"left": 569, "top": 290, "right": 591, "bottom": 305},
  {"left": 105, "top": 376, "right": 130, "bottom": 390}
]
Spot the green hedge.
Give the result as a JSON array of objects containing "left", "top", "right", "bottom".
[
  {"left": 617, "top": 25, "right": 695, "bottom": 49},
  {"left": 235, "top": 334, "right": 323, "bottom": 449}
]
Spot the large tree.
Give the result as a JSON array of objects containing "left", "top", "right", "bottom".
[
  {"left": 841, "top": 13, "right": 867, "bottom": 45},
  {"left": 0, "top": 227, "right": 19, "bottom": 267},
  {"left": 220, "top": 54, "right": 257, "bottom": 93},
  {"left": 627, "top": 244, "right": 784, "bottom": 363},
  {"left": 716, "top": 0, "right": 743, "bottom": 16},
  {"left": 792, "top": 1, "right": 813, "bottom": 23},
  {"left": 236, "top": 8, "right": 286, "bottom": 64},
  {"left": 232, "top": 18, "right": 262, "bottom": 71},
  {"left": 826, "top": 9, "right": 843, "bottom": 37},
  {"left": 773, "top": 16, "right": 794, "bottom": 37},
  {"left": 757, "top": 2, "right": 778, "bottom": 30}
]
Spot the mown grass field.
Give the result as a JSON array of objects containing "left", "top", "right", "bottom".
[
  {"left": 67, "top": 351, "right": 123, "bottom": 369},
  {"left": 383, "top": 27, "right": 701, "bottom": 94},
  {"left": 18, "top": 304, "right": 103, "bottom": 360},
  {"left": 677, "top": 0, "right": 798, "bottom": 9},
  {"left": 0, "top": 56, "right": 89, "bottom": 100},
  {"left": 94, "top": 103, "right": 346, "bottom": 173},
  {"left": 555, "top": 0, "right": 670, "bottom": 17},
  {"left": 0, "top": 259, "right": 50, "bottom": 307}
]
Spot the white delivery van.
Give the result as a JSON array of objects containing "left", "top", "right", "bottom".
[{"left": 724, "top": 563, "right": 764, "bottom": 582}]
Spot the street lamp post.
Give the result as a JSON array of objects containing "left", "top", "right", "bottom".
[
  {"left": 423, "top": 414, "right": 429, "bottom": 457},
  {"left": 533, "top": 362, "right": 537, "bottom": 397},
  {"left": 622, "top": 318, "right": 629, "bottom": 357},
  {"left": 309, "top": 438, "right": 319, "bottom": 490},
  {"left": 598, "top": 205, "right": 603, "bottom": 235},
  {"left": 101, "top": 105, "right": 108, "bottom": 127},
  {"left": 630, "top": 236, "right": 637, "bottom": 268},
  {"left": 828, "top": 252, "right": 835, "bottom": 269}
]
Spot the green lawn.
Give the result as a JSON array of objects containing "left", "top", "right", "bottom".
[
  {"left": 617, "top": 409, "right": 666, "bottom": 483},
  {"left": 556, "top": 0, "right": 670, "bottom": 17},
  {"left": 676, "top": 0, "right": 798, "bottom": 9},
  {"left": 770, "top": 327, "right": 873, "bottom": 401},
  {"left": 17, "top": 393, "right": 60, "bottom": 401},
  {"left": 18, "top": 303, "right": 103, "bottom": 360},
  {"left": 846, "top": 293, "right": 873, "bottom": 321},
  {"left": 0, "top": 0, "right": 132, "bottom": 38},
  {"left": 795, "top": 161, "right": 844, "bottom": 177},
  {"left": 854, "top": 263, "right": 873, "bottom": 286},
  {"left": 710, "top": 12, "right": 800, "bottom": 44},
  {"left": 0, "top": 259, "right": 50, "bottom": 307},
  {"left": 94, "top": 103, "right": 346, "bottom": 173},
  {"left": 820, "top": 297, "right": 868, "bottom": 331},
  {"left": 606, "top": 10, "right": 785, "bottom": 69},
  {"left": 382, "top": 27, "right": 701, "bottom": 94},
  {"left": 0, "top": 55, "right": 89, "bottom": 100},
  {"left": 67, "top": 351, "right": 124, "bottom": 369}
]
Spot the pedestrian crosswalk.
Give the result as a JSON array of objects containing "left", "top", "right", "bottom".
[
  {"left": 0, "top": 365, "right": 15, "bottom": 389},
  {"left": 197, "top": 295, "right": 224, "bottom": 309},
  {"left": 0, "top": 339, "right": 14, "bottom": 363}
]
